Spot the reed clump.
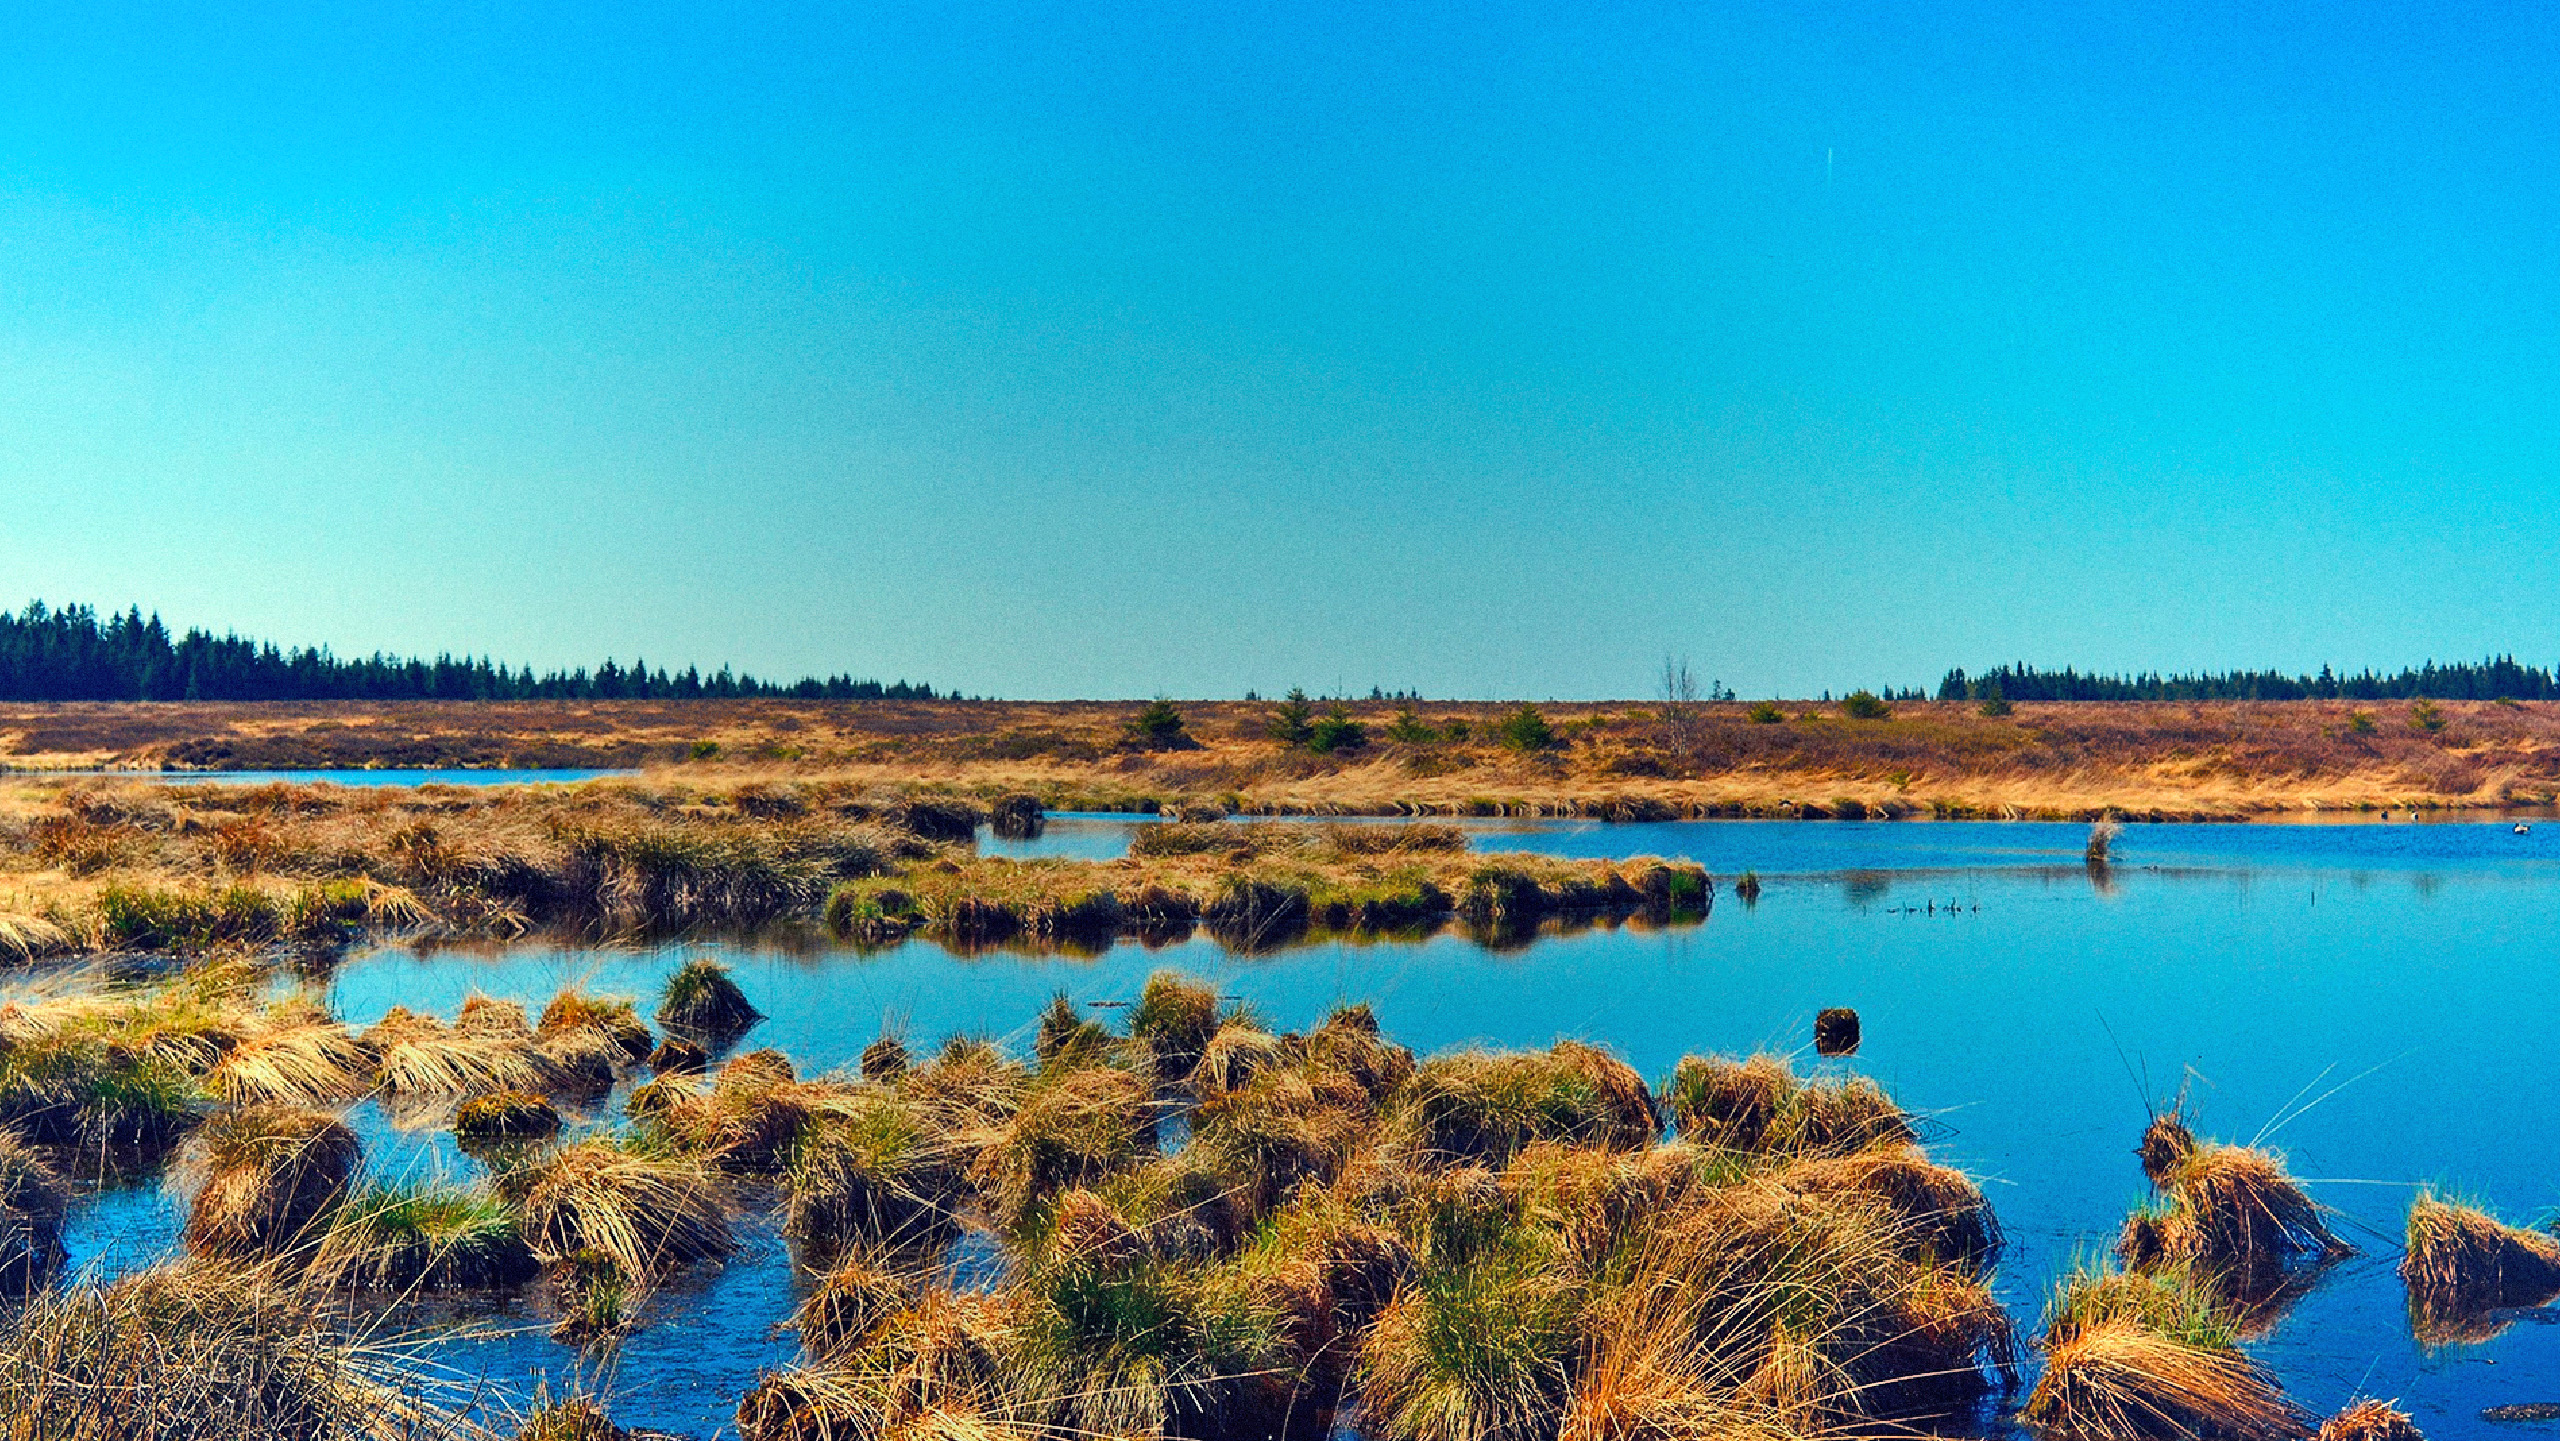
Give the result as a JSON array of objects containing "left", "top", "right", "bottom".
[
  {"left": 177, "top": 1103, "right": 362, "bottom": 1263},
  {"left": 310, "top": 1181, "right": 541, "bottom": 1294},
  {"left": 656, "top": 959, "right": 763, "bottom": 1043},
  {"left": 501, "top": 1137, "right": 736, "bottom": 1277},
  {"left": 2022, "top": 1264, "right": 2307, "bottom": 1441},
  {"left": 2401, "top": 1192, "right": 2560, "bottom": 1343}
]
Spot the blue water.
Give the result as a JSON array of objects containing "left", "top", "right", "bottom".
[
  {"left": 49, "top": 819, "right": 2560, "bottom": 1438},
  {"left": 979, "top": 810, "right": 2560, "bottom": 876}
]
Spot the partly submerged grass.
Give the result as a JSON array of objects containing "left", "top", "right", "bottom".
[
  {"left": 0, "top": 1262, "right": 484, "bottom": 1440},
  {"left": 176, "top": 1103, "right": 362, "bottom": 1263},
  {"left": 2401, "top": 1191, "right": 2560, "bottom": 1343},
  {"left": 310, "top": 1181, "right": 539, "bottom": 1295},
  {"left": 500, "top": 1137, "right": 735, "bottom": 1278},
  {"left": 2022, "top": 1263, "right": 2302, "bottom": 1441}
]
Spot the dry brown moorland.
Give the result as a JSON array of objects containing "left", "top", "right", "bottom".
[{"left": 3, "top": 695, "right": 2556, "bottom": 819}]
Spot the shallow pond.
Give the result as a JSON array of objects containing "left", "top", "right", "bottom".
[{"left": 60, "top": 819, "right": 2560, "bottom": 1437}]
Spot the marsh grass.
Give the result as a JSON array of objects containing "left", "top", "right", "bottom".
[
  {"left": 501, "top": 1137, "right": 734, "bottom": 1278},
  {"left": 2023, "top": 1263, "right": 2306, "bottom": 1441},
  {"left": 1389, "top": 1043, "right": 1659, "bottom": 1168},
  {"left": 310, "top": 1182, "right": 539, "bottom": 1295},
  {"left": 454, "top": 1090, "right": 564, "bottom": 1148},
  {"left": 785, "top": 1094, "right": 966, "bottom": 1257},
  {"left": 655, "top": 959, "right": 762, "bottom": 1043},
  {"left": 367, "top": 1010, "right": 563, "bottom": 1099},
  {"left": 211, "top": 1016, "right": 372, "bottom": 1105},
  {"left": 1662, "top": 1054, "right": 1914, "bottom": 1158},
  {"left": 176, "top": 1103, "right": 362, "bottom": 1264},
  {"left": 0, "top": 1263, "right": 484, "bottom": 1440},
  {"left": 2319, "top": 1399, "right": 2424, "bottom": 1441},
  {"left": 711, "top": 972, "right": 2029, "bottom": 1441},
  {"left": 0, "top": 1127, "right": 66, "bottom": 1292},
  {"left": 2401, "top": 1192, "right": 2560, "bottom": 1343},
  {"left": 2118, "top": 1127, "right": 2351, "bottom": 1315},
  {"left": 536, "top": 987, "right": 655, "bottom": 1062}
]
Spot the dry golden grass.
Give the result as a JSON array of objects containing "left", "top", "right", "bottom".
[
  {"left": 2027, "top": 1323, "right": 2305, "bottom": 1441},
  {"left": 176, "top": 1104, "right": 362, "bottom": 1263},
  {"left": 2318, "top": 1398, "right": 2423, "bottom": 1441},
  {"left": 2024, "top": 1265, "right": 2306, "bottom": 1441},
  {"left": 2402, "top": 1192, "right": 2560, "bottom": 1344},
  {"left": 501, "top": 1138, "right": 735, "bottom": 1277},
  {"left": 0, "top": 1261, "right": 487, "bottom": 1440},
  {"left": 9, "top": 695, "right": 2560, "bottom": 824}
]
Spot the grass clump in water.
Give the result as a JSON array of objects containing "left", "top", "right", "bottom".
[
  {"left": 176, "top": 1103, "right": 361, "bottom": 1264},
  {"left": 2117, "top": 1111, "right": 2351, "bottom": 1314},
  {"left": 536, "top": 985, "right": 655, "bottom": 1061},
  {"left": 1387, "top": 1043, "right": 1659, "bottom": 1167},
  {"left": 1128, "top": 971, "right": 1221, "bottom": 1080},
  {"left": 311, "top": 1181, "right": 540, "bottom": 1294},
  {"left": 655, "top": 959, "right": 763, "bottom": 1043},
  {"left": 501, "top": 1137, "right": 735, "bottom": 1278},
  {"left": 2401, "top": 1191, "right": 2560, "bottom": 1344},
  {"left": 2021, "top": 1263, "right": 2305, "bottom": 1441},
  {"left": 455, "top": 1089, "right": 564, "bottom": 1149},
  {"left": 1662, "top": 1053, "right": 1914, "bottom": 1158}
]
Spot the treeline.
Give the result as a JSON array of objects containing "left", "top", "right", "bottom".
[
  {"left": 0, "top": 602, "right": 942, "bottom": 703},
  {"left": 1939, "top": 658, "right": 2560, "bottom": 703}
]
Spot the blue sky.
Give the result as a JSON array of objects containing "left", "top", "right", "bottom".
[{"left": 1, "top": 2, "right": 2554, "bottom": 698}]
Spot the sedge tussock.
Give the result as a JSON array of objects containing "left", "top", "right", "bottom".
[
  {"left": 0, "top": 1126, "right": 67, "bottom": 1292},
  {"left": 176, "top": 1103, "right": 362, "bottom": 1263},
  {"left": 0, "top": 913, "right": 72, "bottom": 965},
  {"left": 656, "top": 959, "right": 763, "bottom": 1042},
  {"left": 2119, "top": 1133, "right": 2351, "bottom": 1310},
  {"left": 368, "top": 1010, "right": 563, "bottom": 1098},
  {"left": 2401, "top": 1192, "right": 2560, "bottom": 1344},
  {"left": 2023, "top": 1265, "right": 2306, "bottom": 1441},
  {"left": 209, "top": 1019, "right": 372, "bottom": 1105},
  {"left": 310, "top": 1181, "right": 540, "bottom": 1295},
  {"left": 501, "top": 1138, "right": 735, "bottom": 1277},
  {"left": 2317, "top": 1399, "right": 2424, "bottom": 1441},
  {"left": 1387, "top": 1042, "right": 1658, "bottom": 1168},
  {"left": 1662, "top": 1054, "right": 1914, "bottom": 1159},
  {"left": 535, "top": 985, "right": 655, "bottom": 1061}
]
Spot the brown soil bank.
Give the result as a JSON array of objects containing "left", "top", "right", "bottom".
[{"left": 4, "top": 696, "right": 2558, "bottom": 819}]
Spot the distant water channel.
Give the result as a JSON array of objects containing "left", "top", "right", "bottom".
[{"left": 55, "top": 818, "right": 2560, "bottom": 1438}]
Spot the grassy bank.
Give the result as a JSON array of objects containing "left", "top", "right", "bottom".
[
  {"left": 0, "top": 780, "right": 1707, "bottom": 962},
  {"left": 8, "top": 695, "right": 2560, "bottom": 820}
]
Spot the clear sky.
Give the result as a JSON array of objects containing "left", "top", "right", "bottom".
[{"left": 2, "top": 2, "right": 2554, "bottom": 699}]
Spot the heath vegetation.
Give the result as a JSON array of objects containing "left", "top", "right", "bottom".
[{"left": 10, "top": 690, "right": 2560, "bottom": 822}]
